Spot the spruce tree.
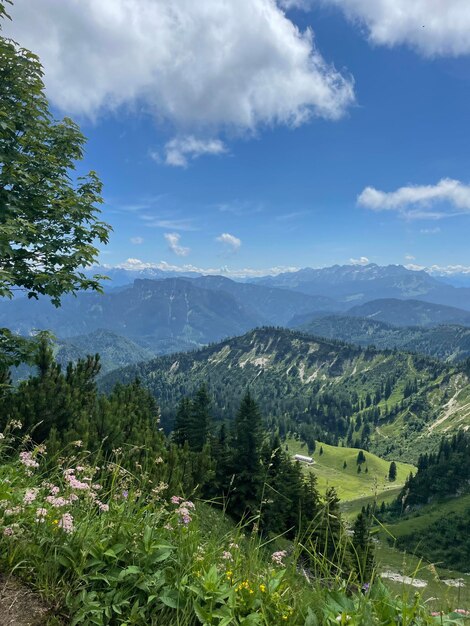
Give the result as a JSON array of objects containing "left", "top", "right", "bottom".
[
  {"left": 229, "top": 392, "right": 263, "bottom": 519},
  {"left": 187, "top": 384, "right": 211, "bottom": 452},
  {"left": 350, "top": 511, "right": 375, "bottom": 583},
  {"left": 388, "top": 461, "right": 397, "bottom": 482},
  {"left": 172, "top": 397, "right": 192, "bottom": 446}
]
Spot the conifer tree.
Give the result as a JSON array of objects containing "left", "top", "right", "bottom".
[
  {"left": 188, "top": 384, "right": 211, "bottom": 452},
  {"left": 350, "top": 511, "right": 375, "bottom": 583},
  {"left": 230, "top": 392, "right": 263, "bottom": 519},
  {"left": 388, "top": 461, "right": 397, "bottom": 482},
  {"left": 172, "top": 397, "right": 192, "bottom": 446}
]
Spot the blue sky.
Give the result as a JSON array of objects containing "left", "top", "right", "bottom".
[{"left": 6, "top": 0, "right": 470, "bottom": 276}]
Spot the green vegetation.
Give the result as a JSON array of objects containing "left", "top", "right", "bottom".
[
  {"left": 297, "top": 315, "right": 470, "bottom": 363},
  {"left": 285, "top": 438, "right": 415, "bottom": 507}
]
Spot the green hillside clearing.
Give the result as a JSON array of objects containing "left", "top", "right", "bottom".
[{"left": 286, "top": 438, "right": 415, "bottom": 506}]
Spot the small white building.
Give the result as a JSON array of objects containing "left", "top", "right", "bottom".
[{"left": 293, "top": 454, "right": 314, "bottom": 465}]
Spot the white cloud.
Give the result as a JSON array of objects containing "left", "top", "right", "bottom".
[
  {"left": 216, "top": 233, "right": 242, "bottom": 252},
  {"left": 110, "top": 258, "right": 299, "bottom": 278},
  {"left": 405, "top": 254, "right": 415, "bottom": 261},
  {"left": 144, "top": 218, "right": 197, "bottom": 231},
  {"left": 130, "top": 236, "right": 144, "bottom": 244},
  {"left": 405, "top": 263, "right": 470, "bottom": 276},
  {"left": 5, "top": 0, "right": 354, "bottom": 138},
  {"left": 420, "top": 227, "right": 441, "bottom": 235},
  {"left": 358, "top": 178, "right": 470, "bottom": 219},
  {"left": 349, "top": 256, "right": 370, "bottom": 266},
  {"left": 164, "top": 233, "right": 190, "bottom": 257},
  {"left": 324, "top": 0, "right": 470, "bottom": 57},
  {"left": 164, "top": 137, "right": 227, "bottom": 167}
]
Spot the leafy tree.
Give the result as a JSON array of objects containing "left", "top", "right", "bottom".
[
  {"left": 388, "top": 461, "right": 397, "bottom": 482},
  {"left": 0, "top": 1, "right": 111, "bottom": 366}
]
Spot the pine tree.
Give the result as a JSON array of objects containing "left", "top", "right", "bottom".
[
  {"left": 350, "top": 511, "right": 375, "bottom": 583},
  {"left": 187, "top": 384, "right": 211, "bottom": 452},
  {"left": 388, "top": 461, "right": 397, "bottom": 482},
  {"left": 172, "top": 397, "right": 192, "bottom": 446},
  {"left": 229, "top": 392, "right": 263, "bottom": 519}
]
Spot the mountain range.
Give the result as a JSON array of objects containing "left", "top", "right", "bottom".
[
  {"left": 100, "top": 326, "right": 470, "bottom": 464},
  {"left": 4, "top": 265, "right": 470, "bottom": 374},
  {"left": 255, "top": 263, "right": 470, "bottom": 309}
]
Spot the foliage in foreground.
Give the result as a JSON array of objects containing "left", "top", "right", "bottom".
[{"left": 0, "top": 427, "right": 467, "bottom": 625}]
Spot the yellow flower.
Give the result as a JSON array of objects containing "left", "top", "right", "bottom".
[
  {"left": 259, "top": 584, "right": 266, "bottom": 593},
  {"left": 53, "top": 519, "right": 59, "bottom": 524},
  {"left": 282, "top": 616, "right": 288, "bottom": 621},
  {"left": 249, "top": 589, "right": 254, "bottom": 594},
  {"left": 226, "top": 570, "right": 233, "bottom": 579}
]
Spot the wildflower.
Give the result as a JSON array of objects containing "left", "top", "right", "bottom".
[
  {"left": 271, "top": 550, "right": 287, "bottom": 566},
  {"left": 3, "top": 527, "right": 14, "bottom": 536},
  {"left": 19, "top": 451, "right": 39, "bottom": 469},
  {"left": 155, "top": 456, "right": 164, "bottom": 464},
  {"left": 122, "top": 490, "right": 129, "bottom": 499},
  {"left": 35, "top": 444, "right": 46, "bottom": 454},
  {"left": 259, "top": 584, "right": 266, "bottom": 593},
  {"left": 229, "top": 542, "right": 239, "bottom": 550},
  {"left": 58, "top": 512, "right": 74, "bottom": 534},
  {"left": 35, "top": 508, "right": 47, "bottom": 523},
  {"left": 73, "top": 440, "right": 83, "bottom": 448},
  {"left": 171, "top": 495, "right": 183, "bottom": 504},
  {"left": 50, "top": 486, "right": 60, "bottom": 495},
  {"left": 97, "top": 502, "right": 109, "bottom": 512},
  {"left": 10, "top": 420, "right": 22, "bottom": 430},
  {"left": 5, "top": 506, "right": 22, "bottom": 516},
  {"left": 222, "top": 551, "right": 233, "bottom": 561},
  {"left": 46, "top": 496, "right": 70, "bottom": 507},
  {"left": 226, "top": 571, "right": 233, "bottom": 580},
  {"left": 23, "top": 488, "right": 38, "bottom": 505}
]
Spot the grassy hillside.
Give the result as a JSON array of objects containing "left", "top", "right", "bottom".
[{"left": 286, "top": 438, "right": 415, "bottom": 507}]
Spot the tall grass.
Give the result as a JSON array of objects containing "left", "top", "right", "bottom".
[{"left": 0, "top": 423, "right": 467, "bottom": 625}]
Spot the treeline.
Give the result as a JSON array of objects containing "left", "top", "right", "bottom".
[{"left": 389, "top": 431, "right": 470, "bottom": 513}]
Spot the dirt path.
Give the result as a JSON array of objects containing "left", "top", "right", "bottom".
[{"left": 0, "top": 575, "right": 51, "bottom": 626}]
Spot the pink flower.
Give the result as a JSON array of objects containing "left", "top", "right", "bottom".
[
  {"left": 222, "top": 551, "right": 233, "bottom": 561},
  {"left": 271, "top": 550, "right": 287, "bottom": 566},
  {"left": 58, "top": 512, "right": 74, "bottom": 534},
  {"left": 23, "top": 488, "right": 38, "bottom": 505},
  {"left": 3, "top": 527, "right": 14, "bottom": 536},
  {"left": 171, "top": 496, "right": 183, "bottom": 504},
  {"left": 97, "top": 502, "right": 109, "bottom": 512},
  {"left": 46, "top": 495, "right": 69, "bottom": 508},
  {"left": 35, "top": 508, "right": 47, "bottom": 523},
  {"left": 19, "top": 451, "right": 39, "bottom": 469}
]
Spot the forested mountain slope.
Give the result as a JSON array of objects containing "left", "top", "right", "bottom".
[
  {"left": 101, "top": 327, "right": 470, "bottom": 463},
  {"left": 0, "top": 279, "right": 263, "bottom": 351},
  {"left": 295, "top": 315, "right": 470, "bottom": 363},
  {"left": 347, "top": 298, "right": 470, "bottom": 327}
]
